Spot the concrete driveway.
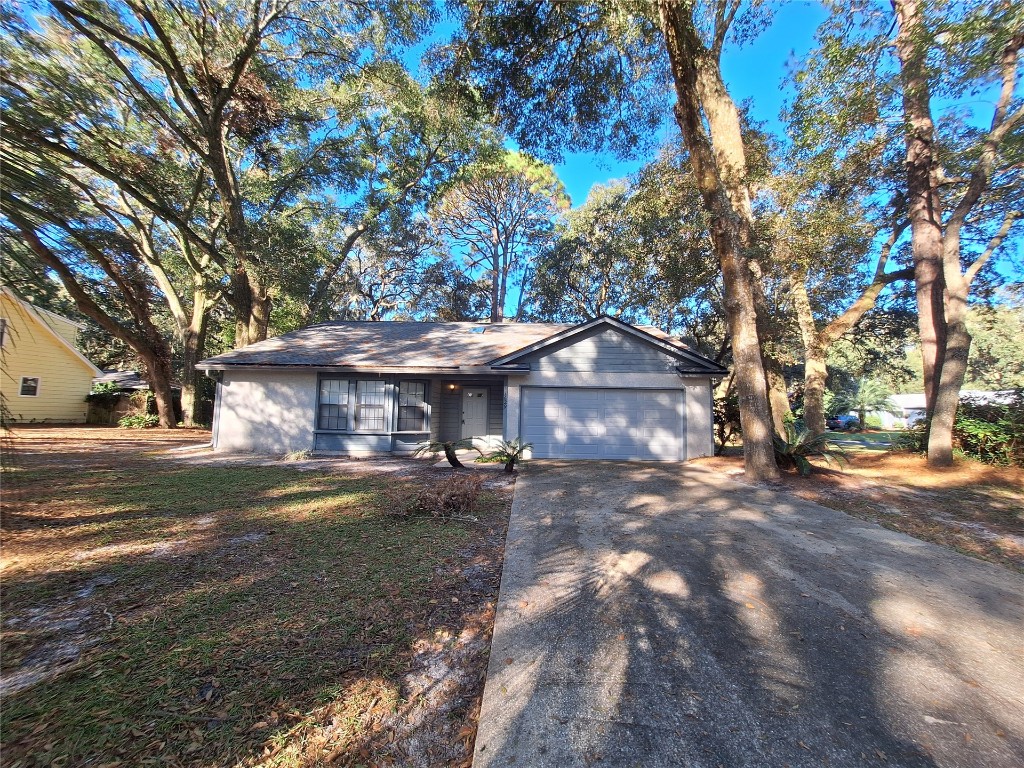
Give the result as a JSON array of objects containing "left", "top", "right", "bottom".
[{"left": 474, "top": 462, "right": 1024, "bottom": 768}]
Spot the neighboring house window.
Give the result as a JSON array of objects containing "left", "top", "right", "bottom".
[
  {"left": 20, "top": 376, "right": 40, "bottom": 396},
  {"left": 318, "top": 378, "right": 349, "bottom": 431},
  {"left": 397, "top": 381, "right": 427, "bottom": 431},
  {"left": 356, "top": 380, "right": 386, "bottom": 431},
  {"left": 0, "top": 318, "right": 7, "bottom": 348}
]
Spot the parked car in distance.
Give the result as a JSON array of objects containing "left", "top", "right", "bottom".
[{"left": 826, "top": 414, "right": 861, "bottom": 431}]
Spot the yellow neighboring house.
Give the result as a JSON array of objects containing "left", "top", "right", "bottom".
[{"left": 1, "top": 287, "right": 102, "bottom": 423}]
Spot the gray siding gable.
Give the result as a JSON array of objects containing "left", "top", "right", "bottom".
[{"left": 517, "top": 326, "right": 687, "bottom": 374}]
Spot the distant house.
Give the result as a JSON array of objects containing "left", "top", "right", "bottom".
[
  {"left": 877, "top": 391, "right": 1015, "bottom": 428},
  {"left": 87, "top": 370, "right": 184, "bottom": 425},
  {"left": 197, "top": 315, "right": 727, "bottom": 460},
  {"left": 887, "top": 394, "right": 928, "bottom": 428},
  {"left": 0, "top": 287, "right": 101, "bottom": 423}
]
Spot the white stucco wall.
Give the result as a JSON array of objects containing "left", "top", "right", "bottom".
[
  {"left": 682, "top": 377, "right": 714, "bottom": 459},
  {"left": 504, "top": 371, "right": 715, "bottom": 460},
  {"left": 214, "top": 370, "right": 317, "bottom": 454}
]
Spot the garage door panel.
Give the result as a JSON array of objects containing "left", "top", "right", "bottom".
[{"left": 522, "top": 387, "right": 683, "bottom": 461}]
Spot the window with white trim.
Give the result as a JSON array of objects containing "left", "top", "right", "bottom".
[
  {"left": 356, "top": 380, "right": 386, "bottom": 431},
  {"left": 20, "top": 376, "right": 40, "bottom": 396},
  {"left": 397, "top": 381, "right": 427, "bottom": 432},
  {"left": 317, "top": 378, "right": 349, "bottom": 430}
]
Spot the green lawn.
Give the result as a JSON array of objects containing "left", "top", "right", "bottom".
[
  {"left": 824, "top": 429, "right": 905, "bottom": 452},
  {"left": 1, "top": 458, "right": 506, "bottom": 767}
]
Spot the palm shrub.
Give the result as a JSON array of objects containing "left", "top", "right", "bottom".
[
  {"left": 833, "top": 378, "right": 901, "bottom": 430},
  {"left": 413, "top": 438, "right": 481, "bottom": 468},
  {"left": 773, "top": 423, "right": 848, "bottom": 477},
  {"left": 485, "top": 438, "right": 533, "bottom": 473}
]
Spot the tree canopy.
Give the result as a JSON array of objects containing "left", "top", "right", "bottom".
[{"left": 2, "top": 0, "right": 1020, "bottom": 472}]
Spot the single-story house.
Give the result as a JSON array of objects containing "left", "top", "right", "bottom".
[
  {"left": 197, "top": 316, "right": 727, "bottom": 461},
  {"left": 1, "top": 287, "right": 102, "bottom": 423},
  {"left": 881, "top": 391, "right": 1016, "bottom": 429}
]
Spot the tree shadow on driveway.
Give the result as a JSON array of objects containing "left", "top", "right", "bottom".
[{"left": 474, "top": 461, "right": 1024, "bottom": 767}]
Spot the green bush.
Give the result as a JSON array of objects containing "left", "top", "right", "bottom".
[
  {"left": 85, "top": 381, "right": 121, "bottom": 409},
  {"left": 484, "top": 438, "right": 533, "bottom": 473},
  {"left": 954, "top": 389, "right": 1023, "bottom": 467},
  {"left": 864, "top": 414, "right": 884, "bottom": 429},
  {"left": 773, "top": 423, "right": 848, "bottom": 477},
  {"left": 118, "top": 413, "right": 159, "bottom": 429},
  {"left": 891, "top": 424, "right": 927, "bottom": 454}
]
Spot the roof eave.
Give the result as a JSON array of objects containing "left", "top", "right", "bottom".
[{"left": 196, "top": 363, "right": 508, "bottom": 376}]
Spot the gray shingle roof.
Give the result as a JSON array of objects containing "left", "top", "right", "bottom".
[
  {"left": 197, "top": 321, "right": 575, "bottom": 369},
  {"left": 196, "top": 318, "right": 715, "bottom": 372}
]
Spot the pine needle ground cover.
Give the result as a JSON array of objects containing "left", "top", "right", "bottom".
[
  {"left": 698, "top": 449, "right": 1023, "bottom": 572},
  {"left": 1, "top": 428, "right": 510, "bottom": 767}
]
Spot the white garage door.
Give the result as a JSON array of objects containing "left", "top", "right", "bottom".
[{"left": 521, "top": 387, "right": 684, "bottom": 460}]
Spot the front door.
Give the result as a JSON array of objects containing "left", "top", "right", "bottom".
[{"left": 462, "top": 387, "right": 488, "bottom": 439}]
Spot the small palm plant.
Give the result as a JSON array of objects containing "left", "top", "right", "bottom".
[
  {"left": 413, "top": 438, "right": 481, "bottom": 468},
  {"left": 834, "top": 378, "right": 901, "bottom": 431},
  {"left": 773, "top": 423, "right": 848, "bottom": 477},
  {"left": 485, "top": 438, "right": 534, "bottom": 474}
]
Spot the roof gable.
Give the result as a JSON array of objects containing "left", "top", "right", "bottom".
[
  {"left": 488, "top": 316, "right": 727, "bottom": 374},
  {"left": 0, "top": 288, "right": 102, "bottom": 375}
]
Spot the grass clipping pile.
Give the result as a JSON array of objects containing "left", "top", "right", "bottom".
[{"left": 382, "top": 474, "right": 485, "bottom": 522}]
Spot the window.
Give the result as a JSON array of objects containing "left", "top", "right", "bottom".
[
  {"left": 356, "top": 380, "right": 386, "bottom": 431},
  {"left": 318, "top": 378, "right": 349, "bottom": 430},
  {"left": 397, "top": 381, "right": 427, "bottom": 432},
  {"left": 0, "top": 318, "right": 7, "bottom": 348},
  {"left": 20, "top": 377, "right": 39, "bottom": 397}
]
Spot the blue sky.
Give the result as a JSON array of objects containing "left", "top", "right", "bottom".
[
  {"left": 410, "top": 3, "right": 1020, "bottom": 285},
  {"left": 552, "top": 1, "right": 828, "bottom": 205}
]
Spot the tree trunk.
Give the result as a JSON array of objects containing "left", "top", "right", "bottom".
[
  {"left": 180, "top": 302, "right": 210, "bottom": 428},
  {"left": 802, "top": 349, "right": 829, "bottom": 435},
  {"left": 443, "top": 443, "right": 465, "bottom": 468},
  {"left": 893, "top": 0, "right": 947, "bottom": 419},
  {"left": 658, "top": 0, "right": 778, "bottom": 480},
  {"left": 229, "top": 266, "right": 271, "bottom": 347},
  {"left": 927, "top": 319, "right": 969, "bottom": 465},
  {"left": 489, "top": 235, "right": 502, "bottom": 323},
  {"left": 927, "top": 237, "right": 975, "bottom": 465},
  {"left": 764, "top": 353, "right": 791, "bottom": 436},
  {"left": 747, "top": 260, "right": 789, "bottom": 435},
  {"left": 790, "top": 272, "right": 826, "bottom": 434},
  {"left": 141, "top": 350, "right": 177, "bottom": 429},
  {"left": 11, "top": 213, "right": 179, "bottom": 429}
]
